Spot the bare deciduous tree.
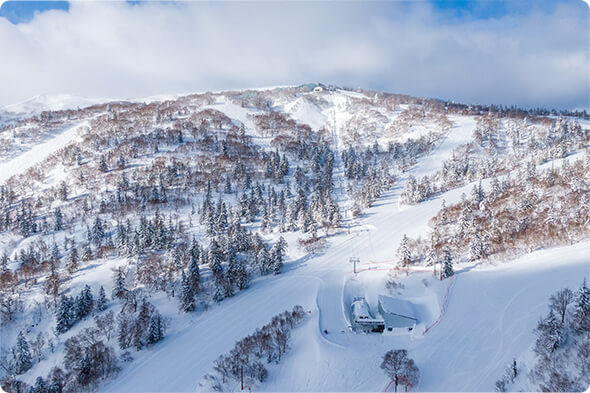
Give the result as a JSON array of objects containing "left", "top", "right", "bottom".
[
  {"left": 549, "top": 288, "right": 574, "bottom": 324},
  {"left": 381, "top": 349, "right": 420, "bottom": 393}
]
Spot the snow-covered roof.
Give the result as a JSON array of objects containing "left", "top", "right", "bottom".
[
  {"left": 378, "top": 295, "right": 416, "bottom": 319},
  {"left": 352, "top": 298, "right": 371, "bottom": 320},
  {"left": 352, "top": 297, "right": 385, "bottom": 323}
]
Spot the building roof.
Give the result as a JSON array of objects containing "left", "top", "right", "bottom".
[
  {"left": 352, "top": 297, "right": 384, "bottom": 323},
  {"left": 378, "top": 295, "right": 416, "bottom": 320},
  {"left": 351, "top": 298, "right": 371, "bottom": 320}
]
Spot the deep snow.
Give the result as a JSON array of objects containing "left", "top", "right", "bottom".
[
  {"left": 2, "top": 90, "right": 588, "bottom": 392},
  {"left": 100, "top": 110, "right": 589, "bottom": 392},
  {"left": 0, "top": 120, "right": 88, "bottom": 185}
]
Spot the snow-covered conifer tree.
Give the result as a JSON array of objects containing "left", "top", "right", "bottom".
[
  {"left": 56, "top": 296, "right": 74, "bottom": 334},
  {"left": 397, "top": 235, "right": 411, "bottom": 268},
  {"left": 112, "top": 267, "right": 127, "bottom": 300},
  {"left": 66, "top": 247, "right": 79, "bottom": 274},
  {"left": 573, "top": 278, "right": 590, "bottom": 333},
  {"left": 96, "top": 285, "right": 108, "bottom": 312},
  {"left": 147, "top": 311, "right": 164, "bottom": 345},
  {"left": 53, "top": 208, "right": 64, "bottom": 231},
  {"left": 180, "top": 271, "right": 195, "bottom": 312},
  {"left": 270, "top": 237, "right": 287, "bottom": 275},
  {"left": 15, "top": 331, "right": 32, "bottom": 375},
  {"left": 442, "top": 249, "right": 454, "bottom": 279}
]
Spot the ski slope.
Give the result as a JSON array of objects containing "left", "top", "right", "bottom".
[
  {"left": 104, "top": 275, "right": 322, "bottom": 393},
  {"left": 0, "top": 120, "right": 88, "bottom": 185},
  {"left": 411, "top": 115, "right": 476, "bottom": 179},
  {"left": 101, "top": 115, "right": 589, "bottom": 392}
]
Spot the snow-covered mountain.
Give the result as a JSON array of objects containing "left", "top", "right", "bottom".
[
  {"left": 1, "top": 94, "right": 109, "bottom": 115},
  {"left": 0, "top": 85, "right": 588, "bottom": 393}
]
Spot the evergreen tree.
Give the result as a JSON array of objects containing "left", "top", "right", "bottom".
[
  {"left": 469, "top": 232, "right": 489, "bottom": 262},
  {"left": 53, "top": 208, "right": 64, "bottom": 231},
  {"left": 231, "top": 221, "right": 250, "bottom": 252},
  {"left": 200, "top": 183, "right": 213, "bottom": 225},
  {"left": 471, "top": 180, "right": 485, "bottom": 205},
  {"left": 146, "top": 311, "right": 163, "bottom": 345},
  {"left": 117, "top": 314, "right": 132, "bottom": 350},
  {"left": 180, "top": 270, "right": 195, "bottom": 312},
  {"left": 208, "top": 239, "right": 223, "bottom": 275},
  {"left": 150, "top": 185, "right": 160, "bottom": 203},
  {"left": 425, "top": 245, "right": 437, "bottom": 268},
  {"left": 99, "top": 155, "right": 108, "bottom": 172},
  {"left": 15, "top": 331, "right": 32, "bottom": 375},
  {"left": 204, "top": 207, "right": 217, "bottom": 237},
  {"left": 153, "top": 212, "right": 167, "bottom": 250},
  {"left": 398, "top": 234, "right": 411, "bottom": 268},
  {"left": 81, "top": 242, "right": 92, "bottom": 262},
  {"left": 66, "top": 247, "right": 79, "bottom": 274},
  {"left": 217, "top": 202, "right": 228, "bottom": 234},
  {"left": 91, "top": 217, "right": 105, "bottom": 248},
  {"left": 112, "top": 267, "right": 127, "bottom": 300},
  {"left": 233, "top": 259, "right": 250, "bottom": 290},
  {"left": 133, "top": 300, "right": 153, "bottom": 350},
  {"left": 270, "top": 237, "right": 287, "bottom": 275},
  {"left": 285, "top": 203, "right": 298, "bottom": 231},
  {"left": 221, "top": 268, "right": 234, "bottom": 298},
  {"left": 213, "top": 285, "right": 225, "bottom": 303},
  {"left": 56, "top": 296, "right": 75, "bottom": 334},
  {"left": 279, "top": 154, "right": 289, "bottom": 180},
  {"left": 75, "top": 285, "right": 94, "bottom": 319},
  {"left": 226, "top": 244, "right": 238, "bottom": 287},
  {"left": 115, "top": 221, "right": 127, "bottom": 251},
  {"left": 238, "top": 193, "right": 249, "bottom": 219},
  {"left": 261, "top": 204, "right": 271, "bottom": 232},
  {"left": 442, "top": 249, "right": 454, "bottom": 279},
  {"left": 189, "top": 237, "right": 200, "bottom": 260},
  {"left": 96, "top": 285, "right": 108, "bottom": 312},
  {"left": 457, "top": 203, "right": 473, "bottom": 239},
  {"left": 326, "top": 198, "right": 342, "bottom": 229},
  {"left": 573, "top": 278, "right": 590, "bottom": 333},
  {"left": 256, "top": 247, "right": 271, "bottom": 275},
  {"left": 224, "top": 174, "right": 232, "bottom": 194},
  {"left": 50, "top": 243, "right": 60, "bottom": 262},
  {"left": 188, "top": 241, "right": 200, "bottom": 294}
]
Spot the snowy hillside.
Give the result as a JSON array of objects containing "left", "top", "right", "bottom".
[
  {"left": 1, "top": 94, "right": 107, "bottom": 116},
  {"left": 0, "top": 85, "right": 588, "bottom": 393}
]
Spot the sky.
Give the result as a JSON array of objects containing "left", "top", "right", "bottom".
[{"left": 0, "top": 0, "right": 588, "bottom": 110}]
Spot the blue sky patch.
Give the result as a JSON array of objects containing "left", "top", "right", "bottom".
[{"left": 0, "top": 1, "right": 69, "bottom": 24}]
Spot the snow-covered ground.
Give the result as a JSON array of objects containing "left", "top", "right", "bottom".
[
  {"left": 1, "top": 94, "right": 106, "bottom": 115},
  {"left": 411, "top": 115, "right": 476, "bottom": 179},
  {"left": 0, "top": 120, "right": 88, "bottom": 185},
  {"left": 100, "top": 113, "right": 588, "bottom": 392},
  {"left": 1, "top": 88, "right": 588, "bottom": 392}
]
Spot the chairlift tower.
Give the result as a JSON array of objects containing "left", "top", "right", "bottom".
[{"left": 350, "top": 257, "right": 360, "bottom": 274}]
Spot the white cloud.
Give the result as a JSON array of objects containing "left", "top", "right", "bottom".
[{"left": 0, "top": 1, "right": 588, "bottom": 109}]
